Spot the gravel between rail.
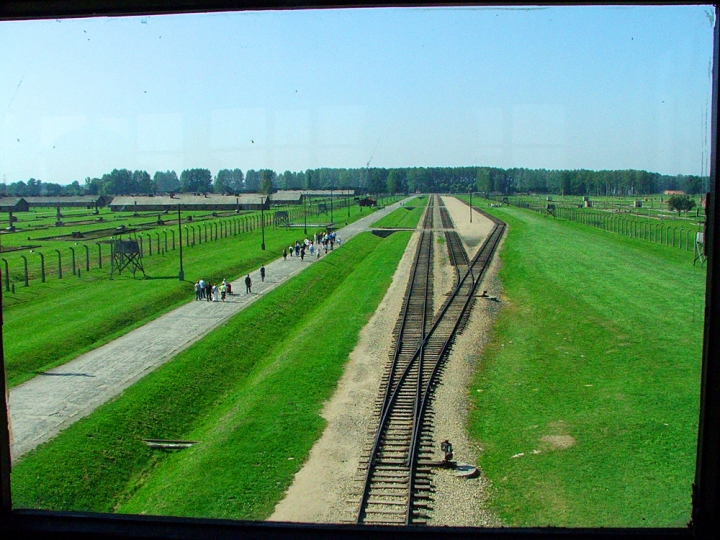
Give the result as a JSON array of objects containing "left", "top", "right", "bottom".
[{"left": 270, "top": 196, "right": 504, "bottom": 526}]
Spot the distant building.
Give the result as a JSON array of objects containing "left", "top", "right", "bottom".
[
  {"left": 271, "top": 191, "right": 304, "bottom": 205},
  {"left": 109, "top": 193, "right": 268, "bottom": 212},
  {"left": 23, "top": 195, "right": 109, "bottom": 209},
  {"left": 0, "top": 197, "right": 29, "bottom": 230},
  {"left": 358, "top": 197, "right": 377, "bottom": 207},
  {"left": 0, "top": 197, "right": 30, "bottom": 213}
]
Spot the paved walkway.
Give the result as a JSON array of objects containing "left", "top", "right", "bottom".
[{"left": 8, "top": 199, "right": 411, "bottom": 462}]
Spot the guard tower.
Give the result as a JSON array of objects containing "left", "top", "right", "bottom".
[
  {"left": 274, "top": 211, "right": 290, "bottom": 228},
  {"left": 110, "top": 239, "right": 145, "bottom": 278}
]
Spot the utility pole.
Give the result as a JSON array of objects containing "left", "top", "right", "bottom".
[
  {"left": 177, "top": 204, "right": 184, "bottom": 281},
  {"left": 260, "top": 196, "right": 266, "bottom": 250}
]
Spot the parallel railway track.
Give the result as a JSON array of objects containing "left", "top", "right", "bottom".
[{"left": 353, "top": 197, "right": 505, "bottom": 525}]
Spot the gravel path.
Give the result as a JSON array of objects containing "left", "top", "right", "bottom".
[
  {"left": 8, "top": 199, "right": 410, "bottom": 462},
  {"left": 270, "top": 196, "right": 505, "bottom": 526}
]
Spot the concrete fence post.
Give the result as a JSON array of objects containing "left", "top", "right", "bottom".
[
  {"left": 69, "top": 247, "right": 76, "bottom": 275},
  {"left": 20, "top": 255, "right": 28, "bottom": 286},
  {"left": 54, "top": 249, "right": 62, "bottom": 279}
]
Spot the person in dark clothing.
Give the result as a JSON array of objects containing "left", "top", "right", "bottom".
[
  {"left": 260, "top": 265, "right": 266, "bottom": 282},
  {"left": 205, "top": 281, "right": 212, "bottom": 301},
  {"left": 283, "top": 248, "right": 287, "bottom": 261},
  {"left": 441, "top": 440, "right": 453, "bottom": 466},
  {"left": 300, "top": 248, "right": 305, "bottom": 261},
  {"left": 245, "top": 274, "right": 252, "bottom": 294}
]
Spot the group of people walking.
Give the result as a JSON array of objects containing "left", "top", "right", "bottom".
[
  {"left": 195, "top": 228, "right": 341, "bottom": 302},
  {"left": 282, "top": 231, "right": 341, "bottom": 261},
  {"left": 194, "top": 278, "right": 231, "bottom": 302},
  {"left": 195, "top": 265, "right": 265, "bottom": 300}
]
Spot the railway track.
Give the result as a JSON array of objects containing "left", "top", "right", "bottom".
[
  {"left": 353, "top": 197, "right": 505, "bottom": 525},
  {"left": 422, "top": 195, "right": 435, "bottom": 229},
  {"left": 438, "top": 198, "right": 454, "bottom": 229},
  {"left": 444, "top": 230, "right": 469, "bottom": 283}
]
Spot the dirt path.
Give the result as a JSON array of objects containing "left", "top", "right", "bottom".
[{"left": 270, "top": 196, "right": 504, "bottom": 526}]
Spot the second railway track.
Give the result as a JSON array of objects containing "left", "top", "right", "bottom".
[{"left": 353, "top": 196, "right": 506, "bottom": 525}]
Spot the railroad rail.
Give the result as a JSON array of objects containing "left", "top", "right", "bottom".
[
  {"left": 422, "top": 195, "right": 435, "bottom": 229},
  {"left": 438, "top": 198, "right": 454, "bottom": 229},
  {"left": 444, "top": 230, "right": 469, "bottom": 283},
  {"left": 354, "top": 198, "right": 506, "bottom": 525}
]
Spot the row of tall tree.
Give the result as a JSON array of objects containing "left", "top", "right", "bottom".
[
  {"left": 1, "top": 166, "right": 708, "bottom": 197},
  {"left": 0, "top": 178, "right": 85, "bottom": 197},
  {"left": 474, "top": 167, "right": 707, "bottom": 196}
]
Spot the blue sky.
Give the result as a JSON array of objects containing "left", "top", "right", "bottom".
[{"left": 0, "top": 5, "right": 714, "bottom": 184}]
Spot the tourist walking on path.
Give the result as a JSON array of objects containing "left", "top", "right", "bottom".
[
  {"left": 245, "top": 274, "right": 252, "bottom": 294},
  {"left": 220, "top": 283, "right": 226, "bottom": 302},
  {"left": 205, "top": 281, "right": 212, "bottom": 302},
  {"left": 260, "top": 265, "right": 266, "bottom": 282},
  {"left": 194, "top": 281, "right": 201, "bottom": 300},
  {"left": 283, "top": 248, "right": 287, "bottom": 261},
  {"left": 199, "top": 278, "right": 206, "bottom": 299}
]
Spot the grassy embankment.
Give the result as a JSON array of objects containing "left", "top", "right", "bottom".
[
  {"left": 12, "top": 231, "right": 411, "bottom": 520},
  {"left": 3, "top": 203, "right": 384, "bottom": 387},
  {"left": 467, "top": 204, "right": 705, "bottom": 527},
  {"left": 373, "top": 206, "right": 425, "bottom": 228}
]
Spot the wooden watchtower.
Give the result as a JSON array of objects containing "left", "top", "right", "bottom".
[
  {"left": 110, "top": 239, "right": 145, "bottom": 278},
  {"left": 274, "top": 211, "right": 290, "bottom": 228}
]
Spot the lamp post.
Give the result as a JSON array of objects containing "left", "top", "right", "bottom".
[
  {"left": 260, "top": 196, "right": 266, "bottom": 250},
  {"left": 303, "top": 191, "right": 308, "bottom": 235},
  {"left": 470, "top": 191, "right": 473, "bottom": 223},
  {"left": 330, "top": 189, "right": 334, "bottom": 224},
  {"left": 346, "top": 190, "right": 350, "bottom": 219},
  {"left": 177, "top": 204, "right": 184, "bottom": 281}
]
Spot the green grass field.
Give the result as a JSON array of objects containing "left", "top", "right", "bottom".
[
  {"left": 11, "top": 231, "right": 411, "bottom": 519},
  {"left": 467, "top": 203, "right": 705, "bottom": 527},
  {"left": 372, "top": 206, "right": 424, "bottom": 228}
]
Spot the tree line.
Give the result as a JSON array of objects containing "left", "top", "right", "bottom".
[
  {"left": 474, "top": 167, "right": 706, "bottom": 196},
  {"left": 1, "top": 166, "right": 708, "bottom": 197}
]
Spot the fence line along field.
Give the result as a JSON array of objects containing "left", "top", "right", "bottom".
[
  {"left": 491, "top": 193, "right": 705, "bottom": 254},
  {"left": 0, "top": 197, "right": 401, "bottom": 388}
]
